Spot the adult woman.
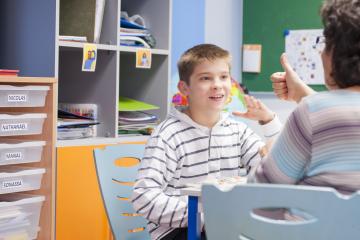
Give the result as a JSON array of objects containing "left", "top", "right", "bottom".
[{"left": 254, "top": 0, "right": 360, "bottom": 194}]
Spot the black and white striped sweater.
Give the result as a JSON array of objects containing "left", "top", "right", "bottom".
[{"left": 131, "top": 108, "right": 281, "bottom": 239}]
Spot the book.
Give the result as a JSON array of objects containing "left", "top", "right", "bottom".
[
  {"left": 118, "top": 111, "right": 157, "bottom": 123},
  {"left": 118, "top": 97, "right": 159, "bottom": 112},
  {"left": 59, "top": 103, "right": 98, "bottom": 119},
  {"left": 0, "top": 69, "right": 19, "bottom": 76},
  {"left": 94, "top": 0, "right": 105, "bottom": 43},
  {"left": 58, "top": 103, "right": 98, "bottom": 139},
  {"left": 120, "top": 36, "right": 151, "bottom": 48},
  {"left": 57, "top": 118, "right": 100, "bottom": 128},
  {"left": 59, "top": 35, "right": 87, "bottom": 42},
  {"left": 120, "top": 27, "right": 149, "bottom": 34},
  {"left": 120, "top": 17, "right": 147, "bottom": 30},
  {"left": 58, "top": 108, "right": 99, "bottom": 128}
]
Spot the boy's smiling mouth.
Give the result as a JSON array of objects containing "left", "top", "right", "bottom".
[{"left": 209, "top": 94, "right": 225, "bottom": 101}]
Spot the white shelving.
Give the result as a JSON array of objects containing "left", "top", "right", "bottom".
[{"left": 56, "top": 0, "right": 172, "bottom": 142}]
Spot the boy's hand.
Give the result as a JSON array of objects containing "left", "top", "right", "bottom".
[
  {"left": 259, "top": 139, "right": 274, "bottom": 158},
  {"left": 233, "top": 95, "right": 275, "bottom": 124},
  {"left": 271, "top": 53, "right": 315, "bottom": 103}
]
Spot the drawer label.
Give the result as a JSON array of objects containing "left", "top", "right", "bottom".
[
  {"left": 7, "top": 94, "right": 27, "bottom": 102},
  {"left": 5, "top": 152, "right": 23, "bottom": 160},
  {"left": 1, "top": 123, "right": 28, "bottom": 132},
  {"left": 2, "top": 179, "right": 23, "bottom": 189}
]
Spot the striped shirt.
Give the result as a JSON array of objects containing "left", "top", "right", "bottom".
[
  {"left": 131, "top": 107, "right": 282, "bottom": 239},
  {"left": 255, "top": 90, "right": 360, "bottom": 194}
]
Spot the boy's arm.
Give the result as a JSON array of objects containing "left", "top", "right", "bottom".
[
  {"left": 131, "top": 135, "right": 189, "bottom": 228},
  {"left": 235, "top": 95, "right": 283, "bottom": 175},
  {"left": 239, "top": 116, "right": 282, "bottom": 176}
]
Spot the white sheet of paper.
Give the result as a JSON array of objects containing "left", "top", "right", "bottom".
[
  {"left": 242, "top": 44, "right": 262, "bottom": 73},
  {"left": 285, "top": 29, "right": 324, "bottom": 85}
]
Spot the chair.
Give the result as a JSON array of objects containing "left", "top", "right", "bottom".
[
  {"left": 202, "top": 183, "right": 360, "bottom": 240},
  {"left": 94, "top": 144, "right": 151, "bottom": 240}
]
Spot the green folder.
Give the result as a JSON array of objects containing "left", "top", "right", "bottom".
[{"left": 118, "top": 97, "right": 159, "bottom": 111}]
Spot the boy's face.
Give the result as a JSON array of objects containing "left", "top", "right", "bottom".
[{"left": 179, "top": 59, "right": 231, "bottom": 114}]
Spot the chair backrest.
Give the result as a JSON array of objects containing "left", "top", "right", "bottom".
[
  {"left": 202, "top": 183, "right": 360, "bottom": 240},
  {"left": 94, "top": 144, "right": 150, "bottom": 240}
]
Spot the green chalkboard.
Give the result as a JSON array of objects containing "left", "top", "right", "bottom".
[{"left": 242, "top": 0, "right": 327, "bottom": 92}]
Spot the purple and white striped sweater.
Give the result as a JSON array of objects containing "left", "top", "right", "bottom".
[{"left": 255, "top": 90, "right": 360, "bottom": 194}]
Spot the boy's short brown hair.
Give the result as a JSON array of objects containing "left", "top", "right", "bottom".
[{"left": 177, "top": 44, "right": 232, "bottom": 84}]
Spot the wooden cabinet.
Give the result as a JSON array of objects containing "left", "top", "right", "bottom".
[{"left": 0, "top": 77, "right": 56, "bottom": 240}]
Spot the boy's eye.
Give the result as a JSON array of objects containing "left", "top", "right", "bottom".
[
  {"left": 221, "top": 75, "right": 230, "bottom": 80},
  {"left": 200, "top": 76, "right": 211, "bottom": 81}
]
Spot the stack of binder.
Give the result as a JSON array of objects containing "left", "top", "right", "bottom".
[
  {"left": 120, "top": 11, "right": 156, "bottom": 48},
  {"left": 118, "top": 97, "right": 159, "bottom": 135},
  {"left": 57, "top": 104, "right": 99, "bottom": 140}
]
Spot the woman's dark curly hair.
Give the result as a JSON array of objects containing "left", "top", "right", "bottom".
[{"left": 321, "top": 0, "right": 360, "bottom": 88}]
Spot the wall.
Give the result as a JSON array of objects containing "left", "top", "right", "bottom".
[
  {"left": 170, "top": 0, "right": 243, "bottom": 97},
  {"left": 0, "top": 0, "right": 56, "bottom": 77},
  {"left": 205, "top": 0, "right": 243, "bottom": 81},
  {"left": 170, "top": 0, "right": 205, "bottom": 98}
]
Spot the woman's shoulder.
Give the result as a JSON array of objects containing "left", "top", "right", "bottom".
[{"left": 301, "top": 90, "right": 360, "bottom": 112}]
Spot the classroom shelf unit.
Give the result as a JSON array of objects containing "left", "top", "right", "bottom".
[
  {"left": 56, "top": 0, "right": 172, "bottom": 142},
  {"left": 0, "top": 77, "right": 56, "bottom": 240},
  {"left": 0, "top": 0, "right": 172, "bottom": 145},
  {"left": 0, "top": 1, "right": 171, "bottom": 238}
]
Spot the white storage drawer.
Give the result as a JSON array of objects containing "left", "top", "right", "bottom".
[
  {"left": 0, "top": 140, "right": 46, "bottom": 166},
  {"left": 0, "top": 167, "right": 45, "bottom": 194},
  {"left": 0, "top": 194, "right": 44, "bottom": 239},
  {"left": 0, "top": 85, "right": 49, "bottom": 107},
  {"left": 0, "top": 113, "right": 47, "bottom": 136}
]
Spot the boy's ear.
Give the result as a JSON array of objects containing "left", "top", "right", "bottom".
[{"left": 178, "top": 80, "right": 190, "bottom": 96}]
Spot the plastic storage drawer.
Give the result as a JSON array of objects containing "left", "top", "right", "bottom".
[
  {"left": 0, "top": 85, "right": 49, "bottom": 107},
  {"left": 0, "top": 113, "right": 47, "bottom": 136},
  {"left": 0, "top": 167, "right": 45, "bottom": 194},
  {"left": 0, "top": 194, "right": 44, "bottom": 239},
  {"left": 0, "top": 140, "right": 46, "bottom": 166}
]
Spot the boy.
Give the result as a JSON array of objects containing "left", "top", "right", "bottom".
[{"left": 131, "top": 44, "right": 282, "bottom": 240}]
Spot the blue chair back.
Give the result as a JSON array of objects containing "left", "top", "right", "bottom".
[
  {"left": 94, "top": 144, "right": 150, "bottom": 240},
  {"left": 202, "top": 183, "right": 360, "bottom": 240}
]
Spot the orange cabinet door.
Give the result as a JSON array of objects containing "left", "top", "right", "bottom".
[{"left": 56, "top": 145, "right": 112, "bottom": 240}]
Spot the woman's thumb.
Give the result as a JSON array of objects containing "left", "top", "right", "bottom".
[{"left": 280, "top": 53, "right": 295, "bottom": 74}]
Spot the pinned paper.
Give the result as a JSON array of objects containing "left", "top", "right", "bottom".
[
  {"left": 82, "top": 44, "right": 97, "bottom": 72},
  {"left": 242, "top": 44, "right": 262, "bottom": 73},
  {"left": 285, "top": 29, "right": 324, "bottom": 85},
  {"left": 136, "top": 48, "right": 152, "bottom": 69}
]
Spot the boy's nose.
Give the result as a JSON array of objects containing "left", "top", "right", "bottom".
[{"left": 213, "top": 78, "right": 222, "bottom": 89}]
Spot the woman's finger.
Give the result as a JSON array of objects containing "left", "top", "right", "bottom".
[
  {"left": 270, "top": 72, "right": 286, "bottom": 82},
  {"left": 272, "top": 82, "right": 287, "bottom": 90}
]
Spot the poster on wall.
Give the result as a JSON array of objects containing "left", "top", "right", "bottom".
[
  {"left": 285, "top": 29, "right": 324, "bottom": 85},
  {"left": 242, "top": 44, "right": 262, "bottom": 73}
]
